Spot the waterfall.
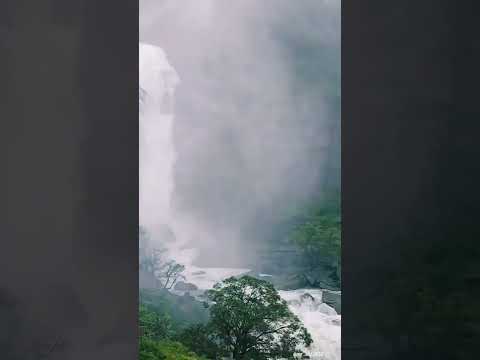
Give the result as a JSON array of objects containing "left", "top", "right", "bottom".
[
  {"left": 139, "top": 44, "right": 340, "bottom": 360},
  {"left": 139, "top": 43, "right": 179, "bottom": 247}
]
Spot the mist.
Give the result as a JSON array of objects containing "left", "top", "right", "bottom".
[{"left": 139, "top": 0, "right": 340, "bottom": 268}]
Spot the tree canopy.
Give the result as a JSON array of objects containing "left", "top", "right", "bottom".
[
  {"left": 139, "top": 303, "right": 206, "bottom": 360},
  {"left": 139, "top": 304, "right": 173, "bottom": 341},
  {"left": 205, "top": 276, "right": 312, "bottom": 359},
  {"left": 290, "top": 201, "right": 341, "bottom": 286}
]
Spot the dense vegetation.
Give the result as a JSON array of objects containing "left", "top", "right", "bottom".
[
  {"left": 140, "top": 288, "right": 209, "bottom": 330},
  {"left": 289, "top": 199, "right": 341, "bottom": 288},
  {"left": 262, "top": 194, "right": 341, "bottom": 291},
  {"left": 139, "top": 302, "right": 207, "bottom": 360},
  {"left": 140, "top": 335, "right": 208, "bottom": 360},
  {"left": 137, "top": 197, "right": 337, "bottom": 358},
  {"left": 139, "top": 276, "right": 312, "bottom": 360},
  {"left": 137, "top": 199, "right": 340, "bottom": 359},
  {"left": 205, "top": 276, "right": 312, "bottom": 359}
]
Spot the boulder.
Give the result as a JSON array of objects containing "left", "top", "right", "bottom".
[
  {"left": 174, "top": 281, "right": 198, "bottom": 291},
  {"left": 273, "top": 274, "right": 306, "bottom": 290},
  {"left": 318, "top": 302, "right": 337, "bottom": 316},
  {"left": 322, "top": 290, "right": 341, "bottom": 314},
  {"left": 191, "top": 270, "right": 206, "bottom": 276}
]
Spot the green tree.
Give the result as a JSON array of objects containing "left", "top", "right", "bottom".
[
  {"left": 290, "top": 206, "right": 341, "bottom": 286},
  {"left": 158, "top": 260, "right": 186, "bottom": 290},
  {"left": 139, "top": 337, "right": 166, "bottom": 360},
  {"left": 140, "top": 288, "right": 209, "bottom": 329},
  {"left": 140, "top": 247, "right": 186, "bottom": 290},
  {"left": 155, "top": 340, "right": 208, "bottom": 360},
  {"left": 205, "top": 276, "right": 312, "bottom": 359},
  {"left": 139, "top": 304, "right": 173, "bottom": 341},
  {"left": 176, "top": 324, "right": 227, "bottom": 359},
  {"left": 139, "top": 338, "right": 207, "bottom": 360},
  {"left": 139, "top": 305, "right": 207, "bottom": 360}
]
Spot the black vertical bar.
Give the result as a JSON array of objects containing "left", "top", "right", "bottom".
[
  {"left": 1, "top": 1, "right": 139, "bottom": 358},
  {"left": 343, "top": 1, "right": 480, "bottom": 359}
]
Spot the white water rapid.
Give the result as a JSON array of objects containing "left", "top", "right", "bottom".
[
  {"left": 278, "top": 289, "right": 341, "bottom": 360},
  {"left": 139, "top": 43, "right": 340, "bottom": 360}
]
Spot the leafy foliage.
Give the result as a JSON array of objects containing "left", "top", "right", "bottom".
[
  {"left": 156, "top": 340, "right": 208, "bottom": 360},
  {"left": 139, "top": 304, "right": 207, "bottom": 360},
  {"left": 158, "top": 260, "right": 186, "bottom": 289},
  {"left": 140, "top": 288, "right": 209, "bottom": 329},
  {"left": 139, "top": 338, "right": 207, "bottom": 360},
  {"left": 205, "top": 276, "right": 312, "bottom": 359},
  {"left": 289, "top": 200, "right": 341, "bottom": 286},
  {"left": 139, "top": 337, "right": 167, "bottom": 360},
  {"left": 139, "top": 304, "right": 173, "bottom": 341},
  {"left": 176, "top": 324, "right": 227, "bottom": 359}
]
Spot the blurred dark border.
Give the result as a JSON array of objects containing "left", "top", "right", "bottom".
[
  {"left": 343, "top": 1, "right": 480, "bottom": 359},
  {"left": 1, "top": 1, "right": 138, "bottom": 359}
]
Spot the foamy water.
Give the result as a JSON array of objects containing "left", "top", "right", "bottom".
[
  {"left": 184, "top": 266, "right": 251, "bottom": 290},
  {"left": 279, "top": 289, "right": 341, "bottom": 360},
  {"left": 183, "top": 266, "right": 341, "bottom": 360}
]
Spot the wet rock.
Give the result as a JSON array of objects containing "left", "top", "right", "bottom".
[
  {"left": 331, "top": 318, "right": 341, "bottom": 326},
  {"left": 322, "top": 290, "right": 341, "bottom": 314},
  {"left": 191, "top": 270, "right": 206, "bottom": 276},
  {"left": 318, "top": 302, "right": 337, "bottom": 316},
  {"left": 300, "top": 292, "right": 316, "bottom": 302},
  {"left": 174, "top": 281, "right": 198, "bottom": 291}
]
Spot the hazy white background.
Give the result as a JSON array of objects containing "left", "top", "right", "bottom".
[{"left": 139, "top": 0, "right": 340, "bottom": 267}]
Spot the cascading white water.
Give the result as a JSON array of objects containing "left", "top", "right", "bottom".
[
  {"left": 139, "top": 43, "right": 179, "bottom": 244},
  {"left": 279, "top": 289, "right": 341, "bottom": 360},
  {"left": 139, "top": 43, "right": 340, "bottom": 360}
]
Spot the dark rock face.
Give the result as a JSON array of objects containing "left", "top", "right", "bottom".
[
  {"left": 322, "top": 291, "right": 341, "bottom": 314},
  {"left": 174, "top": 281, "right": 198, "bottom": 291}
]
